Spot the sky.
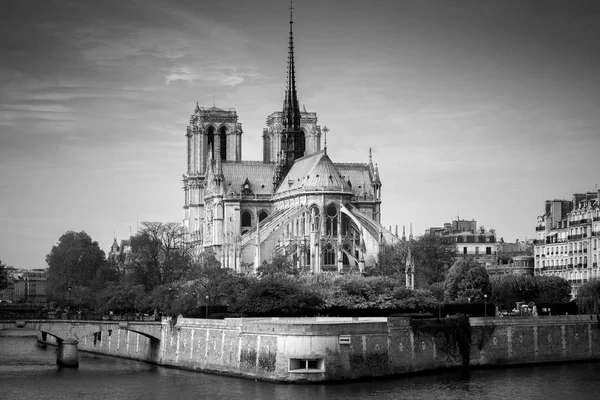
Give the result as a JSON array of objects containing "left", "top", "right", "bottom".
[{"left": 1, "top": 0, "right": 600, "bottom": 269}]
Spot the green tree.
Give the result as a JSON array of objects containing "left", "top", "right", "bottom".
[
  {"left": 375, "top": 242, "right": 407, "bottom": 277},
  {"left": 490, "top": 275, "right": 571, "bottom": 310},
  {"left": 186, "top": 253, "right": 238, "bottom": 308},
  {"left": 412, "top": 235, "right": 456, "bottom": 286},
  {"left": 231, "top": 275, "right": 322, "bottom": 317},
  {"left": 374, "top": 235, "right": 455, "bottom": 287},
  {"left": 444, "top": 258, "right": 491, "bottom": 303},
  {"left": 533, "top": 275, "right": 571, "bottom": 304},
  {"left": 46, "top": 231, "right": 106, "bottom": 305},
  {"left": 577, "top": 279, "right": 600, "bottom": 314},
  {"left": 95, "top": 281, "right": 146, "bottom": 314},
  {"left": 256, "top": 255, "right": 298, "bottom": 277},
  {"left": 0, "top": 259, "right": 8, "bottom": 291},
  {"left": 129, "top": 222, "right": 193, "bottom": 291}
]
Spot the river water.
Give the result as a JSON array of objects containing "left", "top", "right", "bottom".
[{"left": 2, "top": 329, "right": 600, "bottom": 400}]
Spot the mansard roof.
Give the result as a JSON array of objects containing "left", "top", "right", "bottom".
[
  {"left": 335, "top": 163, "right": 376, "bottom": 199},
  {"left": 276, "top": 150, "right": 352, "bottom": 195},
  {"left": 221, "top": 161, "right": 277, "bottom": 196}
]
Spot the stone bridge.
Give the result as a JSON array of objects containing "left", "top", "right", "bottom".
[{"left": 0, "top": 319, "right": 165, "bottom": 367}]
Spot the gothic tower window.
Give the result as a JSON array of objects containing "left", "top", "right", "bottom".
[
  {"left": 325, "top": 204, "right": 338, "bottom": 236},
  {"left": 207, "top": 126, "right": 215, "bottom": 159},
  {"left": 219, "top": 127, "right": 227, "bottom": 161},
  {"left": 294, "top": 130, "right": 306, "bottom": 159},
  {"left": 241, "top": 210, "right": 252, "bottom": 234},
  {"left": 263, "top": 134, "right": 271, "bottom": 162}
]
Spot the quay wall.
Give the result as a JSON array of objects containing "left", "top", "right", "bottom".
[{"left": 36, "top": 315, "right": 600, "bottom": 382}]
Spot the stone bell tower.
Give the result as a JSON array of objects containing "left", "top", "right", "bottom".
[{"left": 183, "top": 105, "right": 243, "bottom": 247}]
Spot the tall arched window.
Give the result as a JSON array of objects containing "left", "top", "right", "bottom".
[
  {"left": 219, "top": 127, "right": 227, "bottom": 161},
  {"left": 294, "top": 131, "right": 306, "bottom": 159},
  {"left": 263, "top": 134, "right": 271, "bottom": 162},
  {"left": 310, "top": 205, "right": 320, "bottom": 232},
  {"left": 324, "top": 243, "right": 335, "bottom": 265},
  {"left": 207, "top": 126, "right": 215, "bottom": 159},
  {"left": 241, "top": 210, "right": 252, "bottom": 234},
  {"left": 325, "top": 204, "right": 338, "bottom": 236},
  {"left": 259, "top": 210, "right": 268, "bottom": 223}
]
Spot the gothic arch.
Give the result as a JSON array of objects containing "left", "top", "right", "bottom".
[
  {"left": 309, "top": 204, "right": 321, "bottom": 232},
  {"left": 241, "top": 209, "right": 252, "bottom": 234},
  {"left": 258, "top": 209, "right": 269, "bottom": 223},
  {"left": 206, "top": 125, "right": 216, "bottom": 159},
  {"left": 294, "top": 130, "right": 306, "bottom": 159},
  {"left": 263, "top": 133, "right": 272, "bottom": 162},
  {"left": 325, "top": 203, "right": 338, "bottom": 236},
  {"left": 323, "top": 241, "right": 335, "bottom": 266},
  {"left": 218, "top": 126, "right": 228, "bottom": 161}
]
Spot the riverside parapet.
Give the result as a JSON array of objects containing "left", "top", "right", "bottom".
[{"left": 37, "top": 315, "right": 600, "bottom": 382}]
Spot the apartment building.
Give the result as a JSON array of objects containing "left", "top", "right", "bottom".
[{"left": 534, "top": 191, "right": 600, "bottom": 296}]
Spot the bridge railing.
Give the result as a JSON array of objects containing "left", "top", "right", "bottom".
[{"left": 47, "top": 311, "right": 161, "bottom": 322}]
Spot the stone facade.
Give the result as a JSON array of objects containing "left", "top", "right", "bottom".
[
  {"left": 534, "top": 190, "right": 600, "bottom": 296},
  {"left": 427, "top": 219, "right": 498, "bottom": 266},
  {"left": 32, "top": 315, "right": 600, "bottom": 382},
  {"left": 181, "top": 10, "right": 395, "bottom": 272}
]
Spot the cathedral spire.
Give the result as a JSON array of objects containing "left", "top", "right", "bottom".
[{"left": 282, "top": 0, "right": 300, "bottom": 132}]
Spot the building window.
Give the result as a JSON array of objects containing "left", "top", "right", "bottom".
[
  {"left": 325, "top": 204, "right": 338, "bottom": 236},
  {"left": 289, "top": 358, "right": 324, "bottom": 373},
  {"left": 241, "top": 210, "right": 252, "bottom": 233},
  {"left": 475, "top": 247, "right": 479, "bottom": 255},
  {"left": 259, "top": 210, "right": 268, "bottom": 222},
  {"left": 463, "top": 247, "right": 467, "bottom": 254},
  {"left": 324, "top": 243, "right": 335, "bottom": 265},
  {"left": 486, "top": 247, "right": 491, "bottom": 255}
]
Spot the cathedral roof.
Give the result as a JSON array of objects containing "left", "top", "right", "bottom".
[
  {"left": 335, "top": 163, "right": 375, "bottom": 198},
  {"left": 276, "top": 150, "right": 352, "bottom": 195},
  {"left": 221, "top": 161, "right": 277, "bottom": 195}
]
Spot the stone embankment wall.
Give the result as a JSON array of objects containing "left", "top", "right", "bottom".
[{"left": 37, "top": 315, "right": 600, "bottom": 382}]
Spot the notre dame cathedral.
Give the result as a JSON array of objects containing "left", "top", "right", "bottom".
[{"left": 182, "top": 6, "right": 398, "bottom": 273}]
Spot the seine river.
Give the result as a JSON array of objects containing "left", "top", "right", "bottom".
[{"left": 2, "top": 329, "right": 600, "bottom": 400}]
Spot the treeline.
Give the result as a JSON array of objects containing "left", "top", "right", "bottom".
[{"left": 44, "top": 226, "right": 575, "bottom": 317}]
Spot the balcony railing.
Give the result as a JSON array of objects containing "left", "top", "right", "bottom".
[
  {"left": 592, "top": 231, "right": 600, "bottom": 237},
  {"left": 533, "top": 240, "right": 545, "bottom": 245},
  {"left": 568, "top": 234, "right": 588, "bottom": 240},
  {"left": 583, "top": 249, "right": 588, "bottom": 253},
  {"left": 458, "top": 251, "right": 497, "bottom": 256},
  {"left": 536, "top": 226, "right": 545, "bottom": 231}
]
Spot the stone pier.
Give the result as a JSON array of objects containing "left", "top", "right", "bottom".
[{"left": 56, "top": 339, "right": 79, "bottom": 368}]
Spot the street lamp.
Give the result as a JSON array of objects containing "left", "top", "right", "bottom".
[
  {"left": 67, "top": 282, "right": 72, "bottom": 308},
  {"left": 205, "top": 295, "right": 209, "bottom": 319},
  {"left": 484, "top": 294, "right": 488, "bottom": 318}
]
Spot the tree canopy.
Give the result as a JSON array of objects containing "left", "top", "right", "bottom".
[
  {"left": 444, "top": 258, "right": 491, "bottom": 303},
  {"left": 0, "top": 259, "right": 8, "bottom": 291},
  {"left": 129, "top": 222, "right": 193, "bottom": 291},
  {"left": 46, "top": 231, "right": 106, "bottom": 306},
  {"left": 576, "top": 279, "right": 600, "bottom": 314},
  {"left": 490, "top": 274, "right": 571, "bottom": 310},
  {"left": 373, "top": 235, "right": 455, "bottom": 288}
]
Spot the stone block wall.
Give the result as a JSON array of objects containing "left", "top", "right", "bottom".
[{"left": 33, "top": 315, "right": 600, "bottom": 382}]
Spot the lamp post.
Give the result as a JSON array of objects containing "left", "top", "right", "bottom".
[
  {"left": 205, "top": 295, "right": 209, "bottom": 319},
  {"left": 67, "top": 282, "right": 72, "bottom": 307},
  {"left": 484, "top": 294, "right": 488, "bottom": 318}
]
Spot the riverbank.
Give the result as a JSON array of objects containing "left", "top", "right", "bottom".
[{"left": 36, "top": 314, "right": 600, "bottom": 383}]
